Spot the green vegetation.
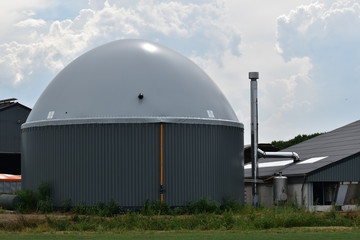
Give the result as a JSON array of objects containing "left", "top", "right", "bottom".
[
  {"left": 72, "top": 201, "right": 120, "bottom": 217},
  {"left": 9, "top": 186, "right": 360, "bottom": 234},
  {"left": 0, "top": 205, "right": 359, "bottom": 233},
  {"left": 0, "top": 229, "right": 360, "bottom": 240},
  {"left": 271, "top": 133, "right": 324, "bottom": 150},
  {"left": 15, "top": 182, "right": 53, "bottom": 213}
]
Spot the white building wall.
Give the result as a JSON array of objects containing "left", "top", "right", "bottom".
[{"left": 245, "top": 182, "right": 313, "bottom": 209}]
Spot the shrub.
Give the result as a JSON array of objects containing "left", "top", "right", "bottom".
[
  {"left": 15, "top": 189, "right": 38, "bottom": 213},
  {"left": 38, "top": 182, "right": 51, "bottom": 201},
  {"left": 15, "top": 181, "right": 54, "bottom": 213},
  {"left": 140, "top": 199, "right": 169, "bottom": 216},
  {"left": 72, "top": 201, "right": 120, "bottom": 217},
  {"left": 220, "top": 198, "right": 242, "bottom": 213},
  {"left": 62, "top": 198, "right": 72, "bottom": 212},
  {"left": 187, "top": 198, "right": 220, "bottom": 214},
  {"left": 37, "top": 197, "right": 54, "bottom": 213}
]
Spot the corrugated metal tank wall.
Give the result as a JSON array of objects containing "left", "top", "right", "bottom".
[
  {"left": 22, "top": 123, "right": 160, "bottom": 207},
  {"left": 22, "top": 123, "right": 243, "bottom": 207},
  {"left": 164, "top": 123, "right": 243, "bottom": 205}
]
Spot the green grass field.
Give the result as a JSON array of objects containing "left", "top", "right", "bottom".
[{"left": 1, "top": 229, "right": 360, "bottom": 240}]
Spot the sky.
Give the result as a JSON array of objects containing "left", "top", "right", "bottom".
[{"left": 1, "top": 0, "right": 359, "bottom": 144}]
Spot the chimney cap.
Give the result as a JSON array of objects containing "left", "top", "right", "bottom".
[{"left": 249, "top": 72, "right": 259, "bottom": 80}]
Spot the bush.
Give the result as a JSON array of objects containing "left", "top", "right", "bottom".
[
  {"left": 187, "top": 198, "right": 220, "bottom": 214},
  {"left": 15, "top": 189, "right": 38, "bottom": 213},
  {"left": 62, "top": 198, "right": 72, "bottom": 212},
  {"left": 37, "top": 197, "right": 54, "bottom": 213},
  {"left": 38, "top": 182, "right": 51, "bottom": 201},
  {"left": 140, "top": 199, "right": 169, "bottom": 216},
  {"left": 72, "top": 201, "right": 120, "bottom": 217},
  {"left": 220, "top": 198, "right": 242, "bottom": 213},
  {"left": 15, "top": 181, "right": 55, "bottom": 213}
]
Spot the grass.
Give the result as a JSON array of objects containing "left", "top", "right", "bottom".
[
  {"left": 0, "top": 205, "right": 359, "bottom": 233},
  {"left": 0, "top": 229, "right": 359, "bottom": 240},
  {"left": 4, "top": 193, "right": 360, "bottom": 235}
]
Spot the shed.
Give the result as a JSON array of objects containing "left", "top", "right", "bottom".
[
  {"left": 244, "top": 120, "right": 360, "bottom": 211},
  {"left": 0, "top": 98, "right": 31, "bottom": 175},
  {"left": 22, "top": 39, "right": 244, "bottom": 208}
]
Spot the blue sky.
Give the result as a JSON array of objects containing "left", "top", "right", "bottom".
[{"left": 1, "top": 0, "right": 359, "bottom": 144}]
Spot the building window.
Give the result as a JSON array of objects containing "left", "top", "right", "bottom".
[{"left": 313, "top": 182, "right": 338, "bottom": 205}]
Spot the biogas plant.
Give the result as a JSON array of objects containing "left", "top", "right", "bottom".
[{"left": 21, "top": 39, "right": 244, "bottom": 207}]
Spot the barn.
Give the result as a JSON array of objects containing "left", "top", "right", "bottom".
[
  {"left": 244, "top": 120, "right": 360, "bottom": 211},
  {"left": 0, "top": 98, "right": 30, "bottom": 175}
]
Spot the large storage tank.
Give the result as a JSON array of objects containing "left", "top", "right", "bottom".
[{"left": 22, "top": 39, "right": 244, "bottom": 207}]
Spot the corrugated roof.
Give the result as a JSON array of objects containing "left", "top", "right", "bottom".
[
  {"left": 245, "top": 120, "right": 360, "bottom": 178},
  {"left": 0, "top": 102, "right": 15, "bottom": 111},
  {"left": 0, "top": 101, "right": 31, "bottom": 112}
]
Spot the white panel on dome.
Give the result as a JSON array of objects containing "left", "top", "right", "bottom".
[
  {"left": 207, "top": 110, "right": 215, "bottom": 118},
  {"left": 47, "top": 111, "right": 55, "bottom": 119}
]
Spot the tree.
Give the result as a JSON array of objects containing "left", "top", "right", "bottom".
[{"left": 271, "top": 133, "right": 324, "bottom": 150}]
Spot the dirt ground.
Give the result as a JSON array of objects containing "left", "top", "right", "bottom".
[{"left": 0, "top": 212, "right": 69, "bottom": 224}]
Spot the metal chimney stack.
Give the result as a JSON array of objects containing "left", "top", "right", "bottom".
[{"left": 249, "top": 72, "right": 259, "bottom": 206}]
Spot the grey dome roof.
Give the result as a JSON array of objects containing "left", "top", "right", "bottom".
[{"left": 24, "top": 39, "right": 241, "bottom": 128}]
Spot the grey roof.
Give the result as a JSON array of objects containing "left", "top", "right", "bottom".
[
  {"left": 0, "top": 102, "right": 31, "bottom": 112},
  {"left": 245, "top": 120, "right": 360, "bottom": 178},
  {"left": 24, "top": 39, "right": 242, "bottom": 128}
]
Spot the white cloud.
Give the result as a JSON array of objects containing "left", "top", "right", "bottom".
[
  {"left": 0, "top": 0, "right": 52, "bottom": 40},
  {"left": 276, "top": 0, "right": 360, "bottom": 137},
  {"left": 0, "top": 0, "right": 240, "bottom": 88},
  {"left": 3, "top": 0, "right": 356, "bottom": 145},
  {"left": 277, "top": 1, "right": 360, "bottom": 61},
  {"left": 15, "top": 18, "right": 47, "bottom": 28}
]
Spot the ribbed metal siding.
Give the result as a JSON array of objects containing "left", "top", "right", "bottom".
[
  {"left": 22, "top": 122, "right": 244, "bottom": 207},
  {"left": 22, "top": 123, "right": 159, "bottom": 207},
  {"left": 0, "top": 106, "right": 29, "bottom": 153},
  {"left": 164, "top": 124, "right": 243, "bottom": 205},
  {"left": 307, "top": 153, "right": 360, "bottom": 182}
]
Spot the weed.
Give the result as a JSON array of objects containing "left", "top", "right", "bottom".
[
  {"left": 140, "top": 199, "right": 169, "bottom": 216},
  {"left": 187, "top": 198, "right": 220, "bottom": 214},
  {"left": 38, "top": 182, "right": 51, "bottom": 201},
  {"left": 46, "top": 216, "right": 70, "bottom": 231},
  {"left": 37, "top": 197, "right": 54, "bottom": 213},
  {"left": 71, "top": 201, "right": 120, "bottom": 217},
  {"left": 220, "top": 198, "right": 242, "bottom": 213},
  {"left": 62, "top": 198, "right": 72, "bottom": 212},
  {"left": 15, "top": 189, "right": 38, "bottom": 213}
]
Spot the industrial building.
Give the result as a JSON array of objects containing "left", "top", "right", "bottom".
[
  {"left": 0, "top": 98, "right": 30, "bottom": 175},
  {"left": 245, "top": 120, "right": 360, "bottom": 211},
  {"left": 22, "top": 39, "right": 244, "bottom": 207}
]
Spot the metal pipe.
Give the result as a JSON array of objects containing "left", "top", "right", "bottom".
[
  {"left": 301, "top": 174, "right": 307, "bottom": 208},
  {"left": 257, "top": 148, "right": 300, "bottom": 162},
  {"left": 249, "top": 72, "right": 259, "bottom": 207},
  {"left": 160, "top": 123, "right": 164, "bottom": 202}
]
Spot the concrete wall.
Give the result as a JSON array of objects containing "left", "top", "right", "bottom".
[
  {"left": 244, "top": 183, "right": 273, "bottom": 207},
  {"left": 245, "top": 180, "right": 360, "bottom": 211},
  {"left": 244, "top": 181, "right": 312, "bottom": 208}
]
